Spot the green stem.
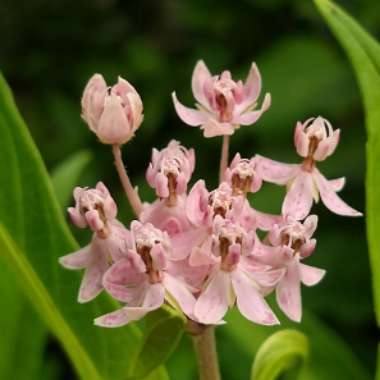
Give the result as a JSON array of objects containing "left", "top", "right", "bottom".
[{"left": 190, "top": 324, "right": 221, "bottom": 380}]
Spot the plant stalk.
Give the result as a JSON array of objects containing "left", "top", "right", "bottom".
[
  {"left": 112, "top": 144, "right": 143, "bottom": 217},
  {"left": 219, "top": 135, "right": 230, "bottom": 183},
  {"left": 191, "top": 326, "right": 221, "bottom": 380}
]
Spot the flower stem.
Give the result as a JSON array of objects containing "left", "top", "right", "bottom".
[
  {"left": 219, "top": 135, "right": 230, "bottom": 183},
  {"left": 112, "top": 144, "right": 143, "bottom": 217},
  {"left": 190, "top": 325, "right": 221, "bottom": 380}
]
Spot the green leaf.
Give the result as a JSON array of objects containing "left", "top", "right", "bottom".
[
  {"left": 51, "top": 149, "right": 92, "bottom": 209},
  {"left": 314, "top": 0, "right": 380, "bottom": 325},
  {"left": 251, "top": 329, "right": 309, "bottom": 380},
  {"left": 0, "top": 72, "right": 167, "bottom": 380},
  {"left": 224, "top": 309, "right": 370, "bottom": 380},
  {"left": 129, "top": 305, "right": 185, "bottom": 379}
]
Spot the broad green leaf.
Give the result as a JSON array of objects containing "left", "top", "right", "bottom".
[
  {"left": 51, "top": 149, "right": 92, "bottom": 209},
  {"left": 224, "top": 309, "right": 370, "bottom": 380},
  {"left": 0, "top": 72, "right": 168, "bottom": 380},
  {"left": 129, "top": 306, "right": 185, "bottom": 379},
  {"left": 314, "top": 0, "right": 380, "bottom": 326},
  {"left": 0, "top": 269, "right": 46, "bottom": 380},
  {"left": 251, "top": 329, "right": 309, "bottom": 380}
]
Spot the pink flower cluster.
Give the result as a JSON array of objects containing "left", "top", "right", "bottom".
[{"left": 60, "top": 61, "right": 361, "bottom": 328}]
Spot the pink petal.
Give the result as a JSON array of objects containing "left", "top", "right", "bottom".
[
  {"left": 201, "top": 119, "right": 235, "bottom": 138},
  {"left": 97, "top": 94, "right": 130, "bottom": 144},
  {"left": 94, "top": 283, "right": 165, "bottom": 328},
  {"left": 294, "top": 121, "right": 309, "bottom": 158},
  {"left": 231, "top": 269, "right": 279, "bottom": 325},
  {"left": 78, "top": 253, "right": 108, "bottom": 303},
  {"left": 150, "top": 243, "right": 167, "bottom": 270},
  {"left": 189, "top": 236, "right": 216, "bottom": 267},
  {"left": 253, "top": 209, "right": 283, "bottom": 231},
  {"left": 313, "top": 169, "right": 362, "bottom": 217},
  {"left": 314, "top": 129, "right": 340, "bottom": 161},
  {"left": 186, "top": 180, "right": 210, "bottom": 227},
  {"left": 68, "top": 207, "right": 86, "bottom": 228},
  {"left": 103, "top": 258, "right": 147, "bottom": 302},
  {"left": 162, "top": 273, "right": 196, "bottom": 317},
  {"left": 299, "top": 263, "right": 326, "bottom": 286},
  {"left": 191, "top": 60, "right": 212, "bottom": 107},
  {"left": 329, "top": 177, "right": 346, "bottom": 192},
  {"left": 234, "top": 93, "right": 271, "bottom": 126},
  {"left": 59, "top": 245, "right": 91, "bottom": 269},
  {"left": 276, "top": 260, "right": 302, "bottom": 322},
  {"left": 255, "top": 155, "right": 299, "bottom": 185},
  {"left": 243, "top": 62, "right": 262, "bottom": 105},
  {"left": 194, "top": 270, "right": 230, "bottom": 324},
  {"left": 171, "top": 228, "right": 204, "bottom": 260},
  {"left": 282, "top": 171, "right": 314, "bottom": 220},
  {"left": 172, "top": 92, "right": 209, "bottom": 126}
]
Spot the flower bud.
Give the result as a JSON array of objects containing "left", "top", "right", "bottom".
[
  {"left": 68, "top": 182, "right": 117, "bottom": 237},
  {"left": 81, "top": 74, "right": 143, "bottom": 145},
  {"left": 146, "top": 140, "right": 195, "bottom": 206},
  {"left": 294, "top": 116, "right": 340, "bottom": 162}
]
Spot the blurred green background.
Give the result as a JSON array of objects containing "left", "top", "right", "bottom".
[{"left": 1, "top": 0, "right": 379, "bottom": 378}]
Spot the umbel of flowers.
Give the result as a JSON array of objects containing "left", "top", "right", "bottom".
[{"left": 60, "top": 60, "right": 361, "bottom": 329}]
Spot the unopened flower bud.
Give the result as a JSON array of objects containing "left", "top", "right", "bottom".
[
  {"left": 68, "top": 182, "right": 117, "bottom": 237},
  {"left": 146, "top": 140, "right": 195, "bottom": 206},
  {"left": 81, "top": 74, "right": 143, "bottom": 145}
]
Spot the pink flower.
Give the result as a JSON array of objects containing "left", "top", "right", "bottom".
[
  {"left": 146, "top": 140, "right": 195, "bottom": 205},
  {"left": 253, "top": 216, "right": 325, "bottom": 322},
  {"left": 172, "top": 60, "right": 271, "bottom": 138},
  {"left": 94, "top": 221, "right": 196, "bottom": 327},
  {"left": 68, "top": 182, "right": 118, "bottom": 238},
  {"left": 225, "top": 153, "right": 262, "bottom": 195},
  {"left": 255, "top": 117, "right": 362, "bottom": 220},
  {"left": 60, "top": 183, "right": 128, "bottom": 302},
  {"left": 192, "top": 217, "right": 280, "bottom": 325},
  {"left": 59, "top": 221, "right": 129, "bottom": 303},
  {"left": 81, "top": 74, "right": 143, "bottom": 145}
]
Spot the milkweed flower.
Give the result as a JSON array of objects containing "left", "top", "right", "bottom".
[
  {"left": 253, "top": 215, "right": 325, "bottom": 322},
  {"left": 192, "top": 217, "right": 281, "bottom": 325},
  {"left": 172, "top": 60, "right": 271, "bottom": 137},
  {"left": 60, "top": 183, "right": 128, "bottom": 302},
  {"left": 255, "top": 117, "right": 362, "bottom": 220},
  {"left": 81, "top": 74, "right": 143, "bottom": 145},
  {"left": 94, "top": 221, "right": 196, "bottom": 327}
]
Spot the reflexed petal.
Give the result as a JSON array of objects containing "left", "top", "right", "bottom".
[
  {"left": 162, "top": 273, "right": 196, "bottom": 316},
  {"left": 276, "top": 260, "right": 302, "bottom": 322},
  {"left": 299, "top": 263, "right": 326, "bottom": 286},
  {"left": 194, "top": 270, "right": 230, "bottom": 324},
  {"left": 282, "top": 171, "right": 314, "bottom": 220},
  {"left": 234, "top": 93, "right": 271, "bottom": 126},
  {"left": 171, "top": 228, "right": 205, "bottom": 260},
  {"left": 191, "top": 60, "right": 212, "bottom": 107},
  {"left": 78, "top": 253, "right": 108, "bottom": 303},
  {"left": 313, "top": 169, "right": 362, "bottom": 217},
  {"left": 255, "top": 155, "right": 299, "bottom": 185},
  {"left": 253, "top": 209, "right": 283, "bottom": 231},
  {"left": 329, "top": 177, "right": 346, "bottom": 192},
  {"left": 94, "top": 284, "right": 164, "bottom": 328},
  {"left": 201, "top": 119, "right": 235, "bottom": 138},
  {"left": 172, "top": 92, "right": 209, "bottom": 126},
  {"left": 59, "top": 245, "right": 91, "bottom": 269},
  {"left": 103, "top": 259, "right": 147, "bottom": 302},
  {"left": 232, "top": 269, "right": 279, "bottom": 325}
]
